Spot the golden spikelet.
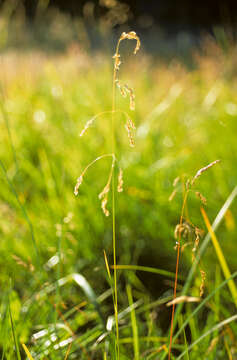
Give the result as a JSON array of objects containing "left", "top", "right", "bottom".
[
  {"left": 166, "top": 295, "right": 200, "bottom": 307},
  {"left": 192, "top": 227, "right": 203, "bottom": 261},
  {"left": 117, "top": 168, "right": 123, "bottom": 192},
  {"left": 125, "top": 118, "right": 135, "bottom": 147},
  {"left": 101, "top": 195, "right": 110, "bottom": 217},
  {"left": 173, "top": 176, "right": 180, "bottom": 187},
  {"left": 174, "top": 222, "right": 191, "bottom": 240},
  {"left": 169, "top": 189, "right": 177, "bottom": 202},
  {"left": 112, "top": 53, "right": 121, "bottom": 71},
  {"left": 196, "top": 191, "right": 207, "bottom": 205},
  {"left": 74, "top": 175, "right": 83, "bottom": 196},
  {"left": 115, "top": 81, "right": 136, "bottom": 111},
  {"left": 199, "top": 269, "right": 206, "bottom": 297},
  {"left": 79, "top": 117, "right": 95, "bottom": 137},
  {"left": 119, "top": 31, "right": 141, "bottom": 54},
  {"left": 192, "top": 160, "right": 220, "bottom": 186}
]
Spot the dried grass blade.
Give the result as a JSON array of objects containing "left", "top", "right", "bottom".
[
  {"left": 22, "top": 344, "right": 35, "bottom": 360},
  {"left": 201, "top": 207, "right": 237, "bottom": 308}
]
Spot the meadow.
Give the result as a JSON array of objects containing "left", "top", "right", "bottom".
[{"left": 0, "top": 33, "right": 237, "bottom": 359}]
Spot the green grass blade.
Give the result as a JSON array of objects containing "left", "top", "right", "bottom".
[
  {"left": 8, "top": 299, "right": 21, "bottom": 360},
  {"left": 113, "top": 264, "right": 184, "bottom": 280},
  {"left": 126, "top": 284, "right": 139, "bottom": 360}
]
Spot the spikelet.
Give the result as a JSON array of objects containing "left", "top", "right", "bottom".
[
  {"left": 115, "top": 80, "right": 136, "bottom": 111},
  {"left": 117, "top": 168, "right": 123, "bottom": 192},
  {"left": 74, "top": 154, "right": 116, "bottom": 216},
  {"left": 98, "top": 155, "right": 115, "bottom": 216},
  {"left": 199, "top": 269, "right": 206, "bottom": 297},
  {"left": 174, "top": 222, "right": 191, "bottom": 240},
  {"left": 166, "top": 296, "right": 200, "bottom": 307},
  {"left": 173, "top": 176, "right": 180, "bottom": 187},
  {"left": 74, "top": 175, "right": 83, "bottom": 196},
  {"left": 169, "top": 189, "right": 177, "bottom": 202},
  {"left": 196, "top": 191, "right": 207, "bottom": 205},
  {"left": 119, "top": 31, "right": 141, "bottom": 54},
  {"left": 101, "top": 195, "right": 110, "bottom": 217},
  {"left": 112, "top": 53, "right": 121, "bottom": 71},
  {"left": 192, "top": 160, "right": 220, "bottom": 186},
  {"left": 192, "top": 227, "right": 203, "bottom": 262},
  {"left": 125, "top": 117, "right": 136, "bottom": 147}
]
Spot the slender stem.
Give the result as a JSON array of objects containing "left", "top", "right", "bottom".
[
  {"left": 112, "top": 40, "right": 120, "bottom": 359},
  {"left": 168, "top": 189, "right": 189, "bottom": 360}
]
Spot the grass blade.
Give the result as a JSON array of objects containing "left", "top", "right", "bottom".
[
  {"left": 201, "top": 207, "right": 237, "bottom": 308},
  {"left": 9, "top": 299, "right": 21, "bottom": 360},
  {"left": 112, "top": 264, "right": 183, "bottom": 280},
  {"left": 22, "top": 344, "right": 34, "bottom": 360},
  {"left": 126, "top": 284, "right": 139, "bottom": 360},
  {"left": 176, "top": 315, "right": 237, "bottom": 359},
  {"left": 162, "top": 185, "right": 237, "bottom": 359}
]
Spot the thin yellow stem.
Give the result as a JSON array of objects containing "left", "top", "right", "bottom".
[{"left": 112, "top": 39, "right": 120, "bottom": 359}]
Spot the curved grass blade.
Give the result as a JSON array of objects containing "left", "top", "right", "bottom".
[
  {"left": 112, "top": 264, "right": 184, "bottom": 280},
  {"left": 201, "top": 207, "right": 237, "bottom": 308}
]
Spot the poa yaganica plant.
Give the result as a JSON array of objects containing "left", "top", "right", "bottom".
[{"left": 74, "top": 31, "right": 140, "bottom": 216}]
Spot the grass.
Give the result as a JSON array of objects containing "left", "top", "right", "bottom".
[{"left": 0, "top": 33, "right": 237, "bottom": 359}]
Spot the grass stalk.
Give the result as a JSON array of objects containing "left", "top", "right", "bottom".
[
  {"left": 112, "top": 36, "right": 119, "bottom": 359},
  {"left": 168, "top": 188, "right": 189, "bottom": 359}
]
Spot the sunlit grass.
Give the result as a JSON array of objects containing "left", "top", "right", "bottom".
[{"left": 0, "top": 38, "right": 237, "bottom": 358}]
